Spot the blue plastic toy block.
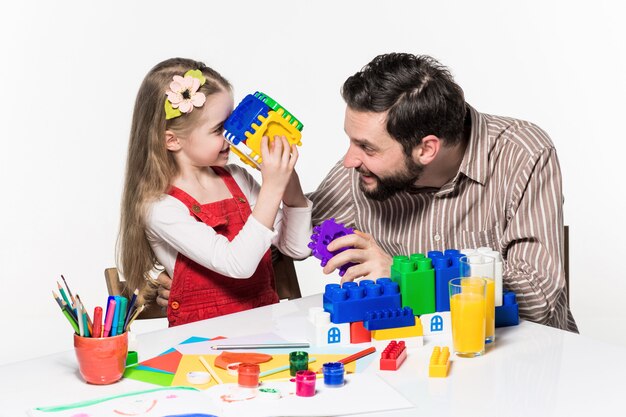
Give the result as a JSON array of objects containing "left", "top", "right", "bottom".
[
  {"left": 429, "top": 249, "right": 463, "bottom": 312},
  {"left": 363, "top": 307, "right": 415, "bottom": 331},
  {"left": 495, "top": 291, "right": 520, "bottom": 327},
  {"left": 309, "top": 218, "right": 356, "bottom": 277},
  {"left": 223, "top": 94, "right": 270, "bottom": 145},
  {"left": 323, "top": 278, "right": 402, "bottom": 324}
]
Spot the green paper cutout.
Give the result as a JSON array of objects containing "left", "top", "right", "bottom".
[{"left": 123, "top": 365, "right": 176, "bottom": 386}]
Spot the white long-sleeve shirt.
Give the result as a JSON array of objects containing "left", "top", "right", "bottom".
[{"left": 146, "top": 165, "right": 312, "bottom": 279}]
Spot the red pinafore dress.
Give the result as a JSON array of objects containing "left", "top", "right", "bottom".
[{"left": 167, "top": 167, "right": 279, "bottom": 327}]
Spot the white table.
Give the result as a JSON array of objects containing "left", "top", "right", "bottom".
[{"left": 0, "top": 294, "right": 623, "bottom": 416}]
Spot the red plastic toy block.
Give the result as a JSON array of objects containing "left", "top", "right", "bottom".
[
  {"left": 379, "top": 340, "right": 407, "bottom": 371},
  {"left": 350, "top": 321, "right": 371, "bottom": 344}
]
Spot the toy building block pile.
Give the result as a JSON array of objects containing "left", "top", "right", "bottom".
[
  {"left": 223, "top": 91, "right": 303, "bottom": 169},
  {"left": 306, "top": 219, "right": 520, "bottom": 348}
]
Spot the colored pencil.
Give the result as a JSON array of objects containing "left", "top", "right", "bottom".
[
  {"left": 92, "top": 306, "right": 103, "bottom": 338},
  {"left": 75, "top": 295, "right": 93, "bottom": 336},
  {"left": 61, "top": 306, "right": 79, "bottom": 334},
  {"left": 124, "top": 304, "right": 144, "bottom": 332},
  {"left": 54, "top": 293, "right": 78, "bottom": 333},
  {"left": 57, "top": 282, "right": 72, "bottom": 308},
  {"left": 52, "top": 290, "right": 64, "bottom": 309},
  {"left": 337, "top": 346, "right": 376, "bottom": 365},
  {"left": 199, "top": 356, "right": 223, "bottom": 385},
  {"left": 77, "top": 301, "right": 84, "bottom": 337},
  {"left": 259, "top": 357, "right": 317, "bottom": 378},
  {"left": 210, "top": 342, "right": 310, "bottom": 350},
  {"left": 123, "top": 288, "right": 139, "bottom": 331},
  {"left": 60, "top": 275, "right": 76, "bottom": 307},
  {"left": 61, "top": 300, "right": 77, "bottom": 322},
  {"left": 82, "top": 307, "right": 91, "bottom": 337}
]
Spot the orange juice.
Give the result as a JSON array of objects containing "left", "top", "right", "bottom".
[
  {"left": 485, "top": 278, "right": 495, "bottom": 344},
  {"left": 450, "top": 292, "right": 486, "bottom": 357}
]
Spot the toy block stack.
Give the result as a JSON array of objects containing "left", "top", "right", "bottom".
[
  {"left": 223, "top": 91, "right": 303, "bottom": 169},
  {"left": 307, "top": 219, "right": 520, "bottom": 349}
]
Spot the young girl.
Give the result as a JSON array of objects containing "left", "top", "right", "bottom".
[{"left": 118, "top": 58, "right": 312, "bottom": 326}]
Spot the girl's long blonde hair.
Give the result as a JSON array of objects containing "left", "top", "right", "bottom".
[{"left": 117, "top": 57, "right": 231, "bottom": 304}]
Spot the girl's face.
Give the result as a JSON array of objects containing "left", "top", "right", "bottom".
[{"left": 177, "top": 89, "right": 234, "bottom": 168}]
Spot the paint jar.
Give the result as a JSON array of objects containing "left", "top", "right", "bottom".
[
  {"left": 289, "top": 351, "right": 309, "bottom": 376},
  {"left": 237, "top": 363, "right": 260, "bottom": 388},
  {"left": 322, "top": 362, "right": 345, "bottom": 387},
  {"left": 73, "top": 332, "right": 128, "bottom": 385},
  {"left": 295, "top": 370, "right": 317, "bottom": 397}
]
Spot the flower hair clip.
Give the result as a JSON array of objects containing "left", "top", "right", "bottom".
[{"left": 164, "top": 69, "right": 207, "bottom": 120}]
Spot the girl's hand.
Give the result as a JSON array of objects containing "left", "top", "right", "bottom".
[{"left": 259, "top": 135, "right": 298, "bottom": 194}]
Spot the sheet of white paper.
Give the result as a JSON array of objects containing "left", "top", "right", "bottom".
[
  {"left": 30, "top": 374, "right": 415, "bottom": 417},
  {"left": 210, "top": 373, "right": 415, "bottom": 416}
]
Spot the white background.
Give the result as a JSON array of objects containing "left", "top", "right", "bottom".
[{"left": 1, "top": 0, "right": 624, "bottom": 365}]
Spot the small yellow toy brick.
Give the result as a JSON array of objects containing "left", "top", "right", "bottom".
[{"left": 429, "top": 346, "right": 450, "bottom": 378}]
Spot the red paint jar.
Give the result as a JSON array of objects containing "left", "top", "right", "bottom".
[
  {"left": 237, "top": 363, "right": 260, "bottom": 388},
  {"left": 295, "top": 370, "right": 316, "bottom": 397}
]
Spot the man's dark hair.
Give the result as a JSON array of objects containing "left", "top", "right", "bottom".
[{"left": 341, "top": 53, "right": 467, "bottom": 154}]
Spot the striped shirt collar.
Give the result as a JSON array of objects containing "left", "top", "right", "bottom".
[{"left": 435, "top": 104, "right": 489, "bottom": 197}]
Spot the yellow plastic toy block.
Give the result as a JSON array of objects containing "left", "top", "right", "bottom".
[
  {"left": 372, "top": 318, "right": 424, "bottom": 341},
  {"left": 429, "top": 346, "right": 450, "bottom": 378},
  {"left": 232, "top": 108, "right": 302, "bottom": 169}
]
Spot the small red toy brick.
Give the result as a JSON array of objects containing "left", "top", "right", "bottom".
[{"left": 379, "top": 340, "right": 407, "bottom": 371}]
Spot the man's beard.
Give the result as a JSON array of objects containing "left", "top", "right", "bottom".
[{"left": 357, "top": 156, "right": 424, "bottom": 201}]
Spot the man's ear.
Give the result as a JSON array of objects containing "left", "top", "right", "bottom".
[
  {"left": 165, "top": 130, "right": 181, "bottom": 151},
  {"left": 412, "top": 135, "right": 441, "bottom": 165}
]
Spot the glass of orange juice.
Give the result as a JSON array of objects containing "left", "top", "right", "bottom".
[
  {"left": 460, "top": 255, "right": 495, "bottom": 345},
  {"left": 449, "top": 277, "right": 487, "bottom": 357}
]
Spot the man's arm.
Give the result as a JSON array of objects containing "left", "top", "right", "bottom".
[
  {"left": 308, "top": 160, "right": 394, "bottom": 281},
  {"left": 502, "top": 146, "right": 576, "bottom": 331}
]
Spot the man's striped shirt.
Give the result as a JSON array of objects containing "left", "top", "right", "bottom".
[{"left": 309, "top": 105, "right": 577, "bottom": 332}]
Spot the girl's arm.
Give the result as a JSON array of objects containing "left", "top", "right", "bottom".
[
  {"left": 146, "top": 196, "right": 277, "bottom": 279},
  {"left": 249, "top": 136, "right": 298, "bottom": 229},
  {"left": 230, "top": 148, "right": 312, "bottom": 260}
]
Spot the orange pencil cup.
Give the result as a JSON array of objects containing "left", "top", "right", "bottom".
[{"left": 73, "top": 332, "right": 128, "bottom": 384}]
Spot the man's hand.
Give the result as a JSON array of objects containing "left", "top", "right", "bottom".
[
  {"left": 156, "top": 272, "right": 172, "bottom": 308},
  {"left": 322, "top": 230, "right": 393, "bottom": 283}
]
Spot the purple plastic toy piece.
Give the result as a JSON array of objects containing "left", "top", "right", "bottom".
[{"left": 308, "top": 218, "right": 356, "bottom": 276}]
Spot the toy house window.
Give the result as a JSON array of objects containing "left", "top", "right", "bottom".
[{"left": 431, "top": 315, "right": 443, "bottom": 332}]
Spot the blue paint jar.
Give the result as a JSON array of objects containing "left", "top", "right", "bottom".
[{"left": 322, "top": 362, "right": 345, "bottom": 387}]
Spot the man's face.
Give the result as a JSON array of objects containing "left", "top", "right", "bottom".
[{"left": 343, "top": 107, "right": 423, "bottom": 201}]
